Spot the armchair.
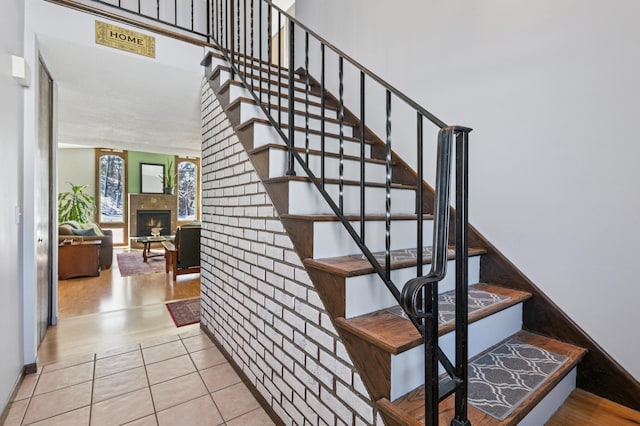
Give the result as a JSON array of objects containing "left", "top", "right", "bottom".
[{"left": 162, "top": 224, "right": 201, "bottom": 281}]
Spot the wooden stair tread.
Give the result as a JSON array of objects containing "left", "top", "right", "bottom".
[
  {"left": 235, "top": 117, "right": 373, "bottom": 144},
  {"left": 334, "top": 283, "right": 532, "bottom": 354},
  {"left": 250, "top": 143, "right": 390, "bottom": 165},
  {"left": 378, "top": 330, "right": 587, "bottom": 425},
  {"left": 546, "top": 389, "right": 640, "bottom": 425},
  {"left": 280, "top": 213, "right": 434, "bottom": 222},
  {"left": 264, "top": 175, "right": 416, "bottom": 190},
  {"left": 304, "top": 247, "right": 486, "bottom": 277},
  {"left": 227, "top": 96, "right": 357, "bottom": 127}
]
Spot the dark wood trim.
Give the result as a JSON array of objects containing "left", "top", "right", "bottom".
[
  {"left": 45, "top": 0, "right": 213, "bottom": 47},
  {"left": 199, "top": 325, "right": 285, "bottom": 426}
]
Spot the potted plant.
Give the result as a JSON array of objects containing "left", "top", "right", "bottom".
[
  {"left": 58, "top": 182, "right": 96, "bottom": 223},
  {"left": 162, "top": 159, "right": 177, "bottom": 194}
]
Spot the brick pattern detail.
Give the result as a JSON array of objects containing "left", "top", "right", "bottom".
[{"left": 200, "top": 79, "right": 381, "bottom": 425}]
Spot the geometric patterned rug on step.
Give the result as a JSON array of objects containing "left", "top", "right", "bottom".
[
  {"left": 467, "top": 339, "right": 568, "bottom": 420},
  {"left": 387, "top": 289, "right": 510, "bottom": 325},
  {"left": 352, "top": 246, "right": 456, "bottom": 264}
]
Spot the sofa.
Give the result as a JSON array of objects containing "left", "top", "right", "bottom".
[{"left": 58, "top": 221, "right": 113, "bottom": 269}]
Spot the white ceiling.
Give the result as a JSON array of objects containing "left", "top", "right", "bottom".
[{"left": 39, "top": 36, "right": 204, "bottom": 157}]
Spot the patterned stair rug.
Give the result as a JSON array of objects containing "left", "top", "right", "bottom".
[
  {"left": 387, "top": 289, "right": 510, "bottom": 325},
  {"left": 166, "top": 298, "right": 200, "bottom": 327},
  {"left": 466, "top": 339, "right": 569, "bottom": 420}
]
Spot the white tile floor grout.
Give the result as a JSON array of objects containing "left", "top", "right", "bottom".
[{"left": 3, "top": 329, "right": 275, "bottom": 426}]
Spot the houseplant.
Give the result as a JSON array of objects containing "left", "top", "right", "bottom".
[
  {"left": 162, "top": 158, "right": 177, "bottom": 194},
  {"left": 58, "top": 182, "right": 96, "bottom": 223}
]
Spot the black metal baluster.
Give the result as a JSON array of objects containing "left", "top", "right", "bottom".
[
  {"left": 320, "top": 44, "right": 325, "bottom": 189},
  {"left": 385, "top": 90, "right": 391, "bottom": 281},
  {"left": 277, "top": 12, "right": 282, "bottom": 127},
  {"left": 243, "top": 0, "right": 247, "bottom": 78},
  {"left": 174, "top": 0, "right": 177, "bottom": 26},
  {"left": 286, "top": 19, "right": 296, "bottom": 176},
  {"left": 267, "top": 4, "right": 272, "bottom": 115},
  {"left": 258, "top": 0, "right": 262, "bottom": 104},
  {"left": 138, "top": 0, "right": 140, "bottom": 15},
  {"left": 191, "top": 0, "right": 194, "bottom": 31},
  {"left": 226, "top": 0, "right": 230, "bottom": 56},
  {"left": 417, "top": 113, "right": 424, "bottom": 277},
  {"left": 425, "top": 280, "right": 439, "bottom": 426},
  {"left": 156, "top": 0, "right": 159, "bottom": 19},
  {"left": 304, "top": 31, "right": 310, "bottom": 167},
  {"left": 219, "top": 0, "right": 223, "bottom": 47},
  {"left": 453, "top": 128, "right": 471, "bottom": 426},
  {"left": 250, "top": 0, "right": 254, "bottom": 91},
  {"left": 338, "top": 56, "right": 345, "bottom": 215},
  {"left": 360, "top": 71, "right": 366, "bottom": 244},
  {"left": 236, "top": 0, "right": 240, "bottom": 73}
]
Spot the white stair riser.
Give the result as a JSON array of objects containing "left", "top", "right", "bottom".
[
  {"left": 344, "top": 256, "right": 481, "bottom": 318},
  {"left": 518, "top": 368, "right": 576, "bottom": 426},
  {"left": 237, "top": 100, "right": 353, "bottom": 137},
  {"left": 216, "top": 67, "right": 307, "bottom": 90},
  {"left": 310, "top": 219, "right": 435, "bottom": 259},
  {"left": 219, "top": 69, "right": 324, "bottom": 105},
  {"left": 251, "top": 122, "right": 371, "bottom": 157},
  {"left": 286, "top": 180, "right": 415, "bottom": 216},
  {"left": 221, "top": 77, "right": 335, "bottom": 119},
  {"left": 267, "top": 148, "right": 386, "bottom": 183},
  {"left": 390, "top": 304, "right": 523, "bottom": 400}
]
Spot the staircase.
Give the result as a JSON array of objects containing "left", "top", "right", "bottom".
[
  {"left": 202, "top": 50, "right": 591, "bottom": 424},
  {"left": 200, "top": 2, "right": 640, "bottom": 423}
]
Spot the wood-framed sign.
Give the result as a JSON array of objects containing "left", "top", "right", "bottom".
[{"left": 95, "top": 21, "right": 156, "bottom": 58}]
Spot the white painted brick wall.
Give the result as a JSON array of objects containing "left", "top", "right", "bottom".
[{"left": 200, "top": 79, "right": 378, "bottom": 425}]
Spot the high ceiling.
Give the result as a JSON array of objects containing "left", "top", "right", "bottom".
[{"left": 39, "top": 36, "right": 204, "bottom": 157}]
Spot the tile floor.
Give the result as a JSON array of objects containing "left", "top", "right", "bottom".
[{"left": 4, "top": 329, "right": 275, "bottom": 426}]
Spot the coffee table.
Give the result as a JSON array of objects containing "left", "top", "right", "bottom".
[{"left": 133, "top": 236, "right": 174, "bottom": 262}]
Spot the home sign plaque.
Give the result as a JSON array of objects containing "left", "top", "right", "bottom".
[{"left": 95, "top": 21, "right": 156, "bottom": 58}]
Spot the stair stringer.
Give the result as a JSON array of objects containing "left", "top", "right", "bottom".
[{"left": 199, "top": 77, "right": 385, "bottom": 425}]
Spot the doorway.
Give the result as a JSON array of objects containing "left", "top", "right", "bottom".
[{"left": 36, "top": 58, "right": 54, "bottom": 344}]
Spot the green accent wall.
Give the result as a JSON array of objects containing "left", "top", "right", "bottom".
[{"left": 128, "top": 151, "right": 175, "bottom": 194}]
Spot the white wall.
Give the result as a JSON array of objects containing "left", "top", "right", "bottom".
[
  {"left": 0, "top": 0, "right": 25, "bottom": 409},
  {"left": 296, "top": 0, "right": 640, "bottom": 379},
  {"left": 57, "top": 148, "right": 96, "bottom": 197}
]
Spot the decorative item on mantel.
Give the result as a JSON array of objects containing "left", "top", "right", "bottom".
[{"left": 162, "top": 158, "right": 177, "bottom": 195}]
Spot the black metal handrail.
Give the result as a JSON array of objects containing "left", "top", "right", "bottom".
[
  {"left": 82, "top": 0, "right": 210, "bottom": 39},
  {"left": 208, "top": 2, "right": 472, "bottom": 424}
]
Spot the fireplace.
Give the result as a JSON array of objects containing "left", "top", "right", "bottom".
[{"left": 136, "top": 210, "right": 171, "bottom": 237}]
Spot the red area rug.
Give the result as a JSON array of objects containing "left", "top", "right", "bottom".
[
  {"left": 166, "top": 298, "right": 200, "bottom": 327},
  {"left": 116, "top": 252, "right": 165, "bottom": 277}
]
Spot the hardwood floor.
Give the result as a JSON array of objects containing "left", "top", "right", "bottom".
[
  {"left": 547, "top": 389, "right": 640, "bottom": 425},
  {"left": 39, "top": 249, "right": 200, "bottom": 364}
]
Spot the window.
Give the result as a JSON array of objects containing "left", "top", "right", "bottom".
[
  {"left": 96, "top": 149, "right": 128, "bottom": 245},
  {"left": 177, "top": 158, "right": 199, "bottom": 221}
]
